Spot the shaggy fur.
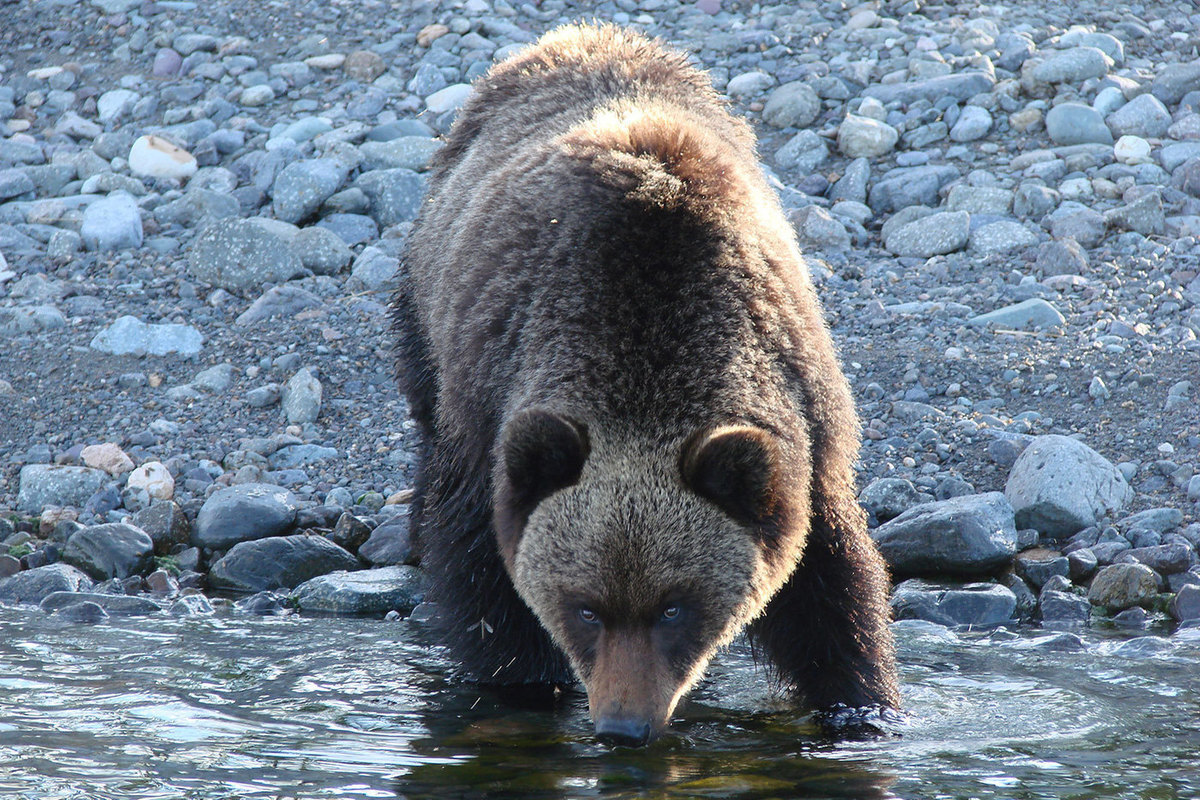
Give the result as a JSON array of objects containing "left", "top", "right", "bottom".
[{"left": 393, "top": 23, "right": 898, "bottom": 730}]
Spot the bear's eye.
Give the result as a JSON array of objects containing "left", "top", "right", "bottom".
[
  {"left": 661, "top": 604, "right": 680, "bottom": 622},
  {"left": 579, "top": 607, "right": 599, "bottom": 624}
]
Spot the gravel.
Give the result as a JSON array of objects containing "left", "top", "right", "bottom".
[{"left": 0, "top": 0, "right": 1196, "bottom": 634}]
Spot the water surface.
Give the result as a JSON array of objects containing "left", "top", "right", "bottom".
[{"left": 1, "top": 607, "right": 1197, "bottom": 799}]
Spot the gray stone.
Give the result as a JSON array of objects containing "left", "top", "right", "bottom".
[
  {"left": 1033, "top": 47, "right": 1112, "bottom": 84},
  {"left": 89, "top": 315, "right": 204, "bottom": 357},
  {"left": 837, "top": 115, "right": 898, "bottom": 158},
  {"left": 17, "top": 464, "right": 109, "bottom": 513},
  {"left": 872, "top": 492, "right": 1018, "bottom": 576},
  {"left": 355, "top": 168, "right": 426, "bottom": 229},
  {"left": 236, "top": 285, "right": 324, "bottom": 326},
  {"left": 294, "top": 225, "right": 352, "bottom": 275},
  {"left": 188, "top": 218, "right": 304, "bottom": 296},
  {"left": 1170, "top": 585, "right": 1200, "bottom": 621},
  {"left": 1014, "top": 548, "right": 1070, "bottom": 589},
  {"left": 359, "top": 511, "right": 416, "bottom": 566},
  {"left": 282, "top": 367, "right": 322, "bottom": 424},
  {"left": 1040, "top": 590, "right": 1092, "bottom": 627},
  {"left": 1006, "top": 435, "right": 1133, "bottom": 537},
  {"left": 967, "top": 298, "right": 1065, "bottom": 330},
  {"left": 789, "top": 205, "right": 850, "bottom": 252},
  {"left": 867, "top": 164, "right": 959, "bottom": 214},
  {"left": 289, "top": 565, "right": 426, "bottom": 615},
  {"left": 1104, "top": 192, "right": 1164, "bottom": 236},
  {"left": 1119, "top": 508, "right": 1184, "bottom": 534},
  {"left": 0, "top": 306, "right": 68, "bottom": 336},
  {"left": 968, "top": 220, "right": 1040, "bottom": 254},
  {"left": 726, "top": 70, "right": 774, "bottom": 97},
  {"left": 0, "top": 563, "right": 92, "bottom": 604},
  {"left": 1068, "top": 547, "right": 1098, "bottom": 580},
  {"left": 208, "top": 534, "right": 360, "bottom": 593},
  {"left": 358, "top": 137, "right": 444, "bottom": 172},
  {"left": 1151, "top": 60, "right": 1200, "bottom": 106},
  {"left": 945, "top": 185, "right": 1011, "bottom": 215},
  {"left": 1105, "top": 93, "right": 1172, "bottom": 139},
  {"left": 272, "top": 158, "right": 348, "bottom": 224},
  {"left": 170, "top": 595, "right": 215, "bottom": 616},
  {"left": 1037, "top": 238, "right": 1089, "bottom": 276},
  {"left": 862, "top": 72, "right": 995, "bottom": 105},
  {"left": 891, "top": 579, "right": 1016, "bottom": 627},
  {"left": 949, "top": 105, "right": 992, "bottom": 142},
  {"left": 828, "top": 157, "right": 869, "bottom": 204},
  {"left": 1088, "top": 563, "right": 1159, "bottom": 610},
  {"left": 860, "top": 477, "right": 932, "bottom": 524},
  {"left": 348, "top": 246, "right": 400, "bottom": 291},
  {"left": 62, "top": 523, "right": 154, "bottom": 580},
  {"left": 40, "top": 591, "right": 161, "bottom": 616},
  {"left": 1050, "top": 207, "right": 1106, "bottom": 247},
  {"left": 763, "top": 81, "right": 821, "bottom": 129},
  {"left": 0, "top": 168, "right": 35, "bottom": 201},
  {"left": 268, "top": 444, "right": 339, "bottom": 470},
  {"left": 192, "top": 483, "right": 300, "bottom": 550},
  {"left": 883, "top": 211, "right": 969, "bottom": 258},
  {"left": 80, "top": 192, "right": 143, "bottom": 251},
  {"left": 1162, "top": 143, "right": 1200, "bottom": 173},
  {"left": 1115, "top": 543, "right": 1191, "bottom": 575},
  {"left": 246, "top": 384, "right": 281, "bottom": 408},
  {"left": 1046, "top": 103, "right": 1113, "bottom": 145},
  {"left": 154, "top": 190, "right": 240, "bottom": 227}
]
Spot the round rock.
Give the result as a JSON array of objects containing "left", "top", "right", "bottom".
[
  {"left": 1087, "top": 563, "right": 1159, "bottom": 611},
  {"left": 192, "top": 483, "right": 301, "bottom": 550},
  {"left": 837, "top": 115, "right": 898, "bottom": 158},
  {"left": 62, "top": 523, "right": 154, "bottom": 580},
  {"left": 128, "top": 135, "right": 197, "bottom": 181},
  {"left": 1005, "top": 435, "right": 1134, "bottom": 537},
  {"left": 1045, "top": 103, "right": 1113, "bottom": 146},
  {"left": 762, "top": 81, "right": 821, "bottom": 129},
  {"left": 80, "top": 192, "right": 143, "bottom": 251}
]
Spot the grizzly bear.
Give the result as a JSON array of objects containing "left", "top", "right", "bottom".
[{"left": 393, "top": 23, "right": 898, "bottom": 745}]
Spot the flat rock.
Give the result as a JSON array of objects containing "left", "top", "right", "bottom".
[
  {"left": 89, "top": 315, "right": 204, "bottom": 357},
  {"left": 1088, "top": 563, "right": 1160, "bottom": 610},
  {"left": 40, "top": 591, "right": 162, "bottom": 617},
  {"left": 188, "top": 218, "right": 304, "bottom": 295},
  {"left": 236, "top": 285, "right": 323, "bottom": 326},
  {"left": 358, "top": 137, "right": 444, "bottom": 172},
  {"left": 968, "top": 220, "right": 1039, "bottom": 254},
  {"left": 967, "top": 298, "right": 1064, "bottom": 330},
  {"left": 289, "top": 565, "right": 426, "bottom": 614},
  {"left": 1005, "top": 435, "right": 1134, "bottom": 536},
  {"left": 891, "top": 579, "right": 1017, "bottom": 627},
  {"left": 883, "top": 211, "right": 969, "bottom": 257},
  {"left": 0, "top": 563, "right": 92, "bottom": 604},
  {"left": 208, "top": 534, "right": 360, "bottom": 593},
  {"left": 62, "top": 523, "right": 154, "bottom": 580},
  {"left": 871, "top": 492, "right": 1018, "bottom": 576},
  {"left": 17, "top": 464, "right": 109, "bottom": 513},
  {"left": 192, "top": 483, "right": 300, "bottom": 550},
  {"left": 1032, "top": 47, "right": 1112, "bottom": 84},
  {"left": 862, "top": 72, "right": 995, "bottom": 105},
  {"left": 1115, "top": 543, "right": 1191, "bottom": 575}
]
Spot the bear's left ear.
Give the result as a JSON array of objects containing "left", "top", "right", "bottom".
[
  {"left": 680, "top": 425, "right": 783, "bottom": 527},
  {"left": 495, "top": 409, "right": 590, "bottom": 556}
]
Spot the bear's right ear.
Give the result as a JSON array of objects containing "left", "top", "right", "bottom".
[
  {"left": 495, "top": 409, "right": 590, "bottom": 556},
  {"left": 680, "top": 425, "right": 783, "bottom": 527}
]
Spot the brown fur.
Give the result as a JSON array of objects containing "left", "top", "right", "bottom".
[{"left": 393, "top": 23, "right": 898, "bottom": 742}]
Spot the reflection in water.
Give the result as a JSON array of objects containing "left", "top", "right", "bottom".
[{"left": 0, "top": 608, "right": 1197, "bottom": 799}]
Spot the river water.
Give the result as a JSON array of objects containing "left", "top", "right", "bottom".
[{"left": 1, "top": 605, "right": 1197, "bottom": 799}]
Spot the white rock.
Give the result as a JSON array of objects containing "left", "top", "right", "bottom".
[
  {"left": 304, "top": 53, "right": 346, "bottom": 69},
  {"left": 726, "top": 70, "right": 775, "bottom": 97},
  {"left": 128, "top": 135, "right": 197, "bottom": 181},
  {"left": 837, "top": 114, "right": 898, "bottom": 158},
  {"left": 80, "top": 191, "right": 143, "bottom": 251},
  {"left": 90, "top": 316, "right": 204, "bottom": 357},
  {"left": 126, "top": 461, "right": 175, "bottom": 501},
  {"left": 97, "top": 89, "right": 140, "bottom": 125},
  {"left": 425, "top": 83, "right": 472, "bottom": 114},
  {"left": 1113, "top": 135, "right": 1151, "bottom": 165}
]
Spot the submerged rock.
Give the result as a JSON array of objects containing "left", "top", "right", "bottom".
[
  {"left": 289, "top": 565, "right": 426, "bottom": 614},
  {"left": 0, "top": 563, "right": 93, "bottom": 604}
]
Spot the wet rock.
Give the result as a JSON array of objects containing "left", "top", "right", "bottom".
[
  {"left": 40, "top": 591, "right": 161, "bottom": 616},
  {"left": 192, "top": 483, "right": 300, "bottom": 550},
  {"left": 1005, "top": 435, "right": 1134, "bottom": 537},
  {"left": 0, "top": 563, "right": 92, "bottom": 604},
  {"left": 1045, "top": 103, "right": 1113, "bottom": 146},
  {"left": 208, "top": 534, "right": 360, "bottom": 593},
  {"left": 891, "top": 579, "right": 1016, "bottom": 627},
  {"left": 17, "top": 465, "right": 109, "bottom": 514},
  {"left": 1014, "top": 549, "right": 1070, "bottom": 590},
  {"left": 762, "top": 81, "right": 821, "bottom": 129},
  {"left": 132, "top": 501, "right": 191, "bottom": 554},
  {"left": 1087, "top": 563, "right": 1160, "bottom": 610},
  {"left": 871, "top": 492, "right": 1018, "bottom": 576},
  {"left": 170, "top": 595, "right": 215, "bottom": 616},
  {"left": 1068, "top": 547, "right": 1099, "bottom": 580},
  {"left": 89, "top": 315, "right": 204, "bottom": 357},
  {"left": 62, "top": 523, "right": 154, "bottom": 580},
  {"left": 188, "top": 218, "right": 304, "bottom": 295},
  {"left": 967, "top": 298, "right": 1065, "bottom": 330},
  {"left": 358, "top": 510, "right": 415, "bottom": 566},
  {"left": 55, "top": 600, "right": 107, "bottom": 623},
  {"left": 233, "top": 590, "right": 291, "bottom": 615},
  {"left": 1040, "top": 590, "right": 1092, "bottom": 627},
  {"left": 1170, "top": 585, "right": 1200, "bottom": 621},
  {"left": 80, "top": 192, "right": 143, "bottom": 251},
  {"left": 289, "top": 565, "right": 426, "bottom": 615},
  {"left": 859, "top": 477, "right": 932, "bottom": 524}
]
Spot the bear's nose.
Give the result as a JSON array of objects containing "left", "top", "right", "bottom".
[{"left": 594, "top": 716, "right": 653, "bottom": 747}]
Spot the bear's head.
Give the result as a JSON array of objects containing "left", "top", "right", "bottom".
[{"left": 494, "top": 407, "right": 809, "bottom": 745}]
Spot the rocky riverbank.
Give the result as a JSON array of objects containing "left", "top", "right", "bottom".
[{"left": 1, "top": 0, "right": 1198, "bottom": 635}]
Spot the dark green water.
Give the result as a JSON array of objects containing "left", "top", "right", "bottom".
[{"left": 1, "top": 607, "right": 1197, "bottom": 799}]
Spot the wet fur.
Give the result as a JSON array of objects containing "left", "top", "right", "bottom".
[{"left": 393, "top": 24, "right": 898, "bottom": 707}]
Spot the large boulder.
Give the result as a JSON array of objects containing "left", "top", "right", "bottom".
[
  {"left": 17, "top": 465, "right": 109, "bottom": 514},
  {"left": 188, "top": 217, "right": 304, "bottom": 295},
  {"left": 289, "top": 566, "right": 426, "bottom": 614},
  {"left": 208, "top": 534, "right": 360, "bottom": 592},
  {"left": 192, "top": 483, "right": 300, "bottom": 550},
  {"left": 62, "top": 523, "right": 155, "bottom": 580},
  {"left": 1005, "top": 435, "right": 1133, "bottom": 537},
  {"left": 871, "top": 492, "right": 1018, "bottom": 576},
  {"left": 0, "top": 563, "right": 92, "bottom": 604}
]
